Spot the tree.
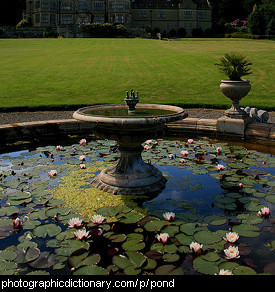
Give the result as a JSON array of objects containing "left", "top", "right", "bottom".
[{"left": 248, "top": 1, "right": 275, "bottom": 35}]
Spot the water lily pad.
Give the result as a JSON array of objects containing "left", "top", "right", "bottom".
[
  {"left": 124, "top": 265, "right": 141, "bottom": 275},
  {"left": 122, "top": 239, "right": 145, "bottom": 251},
  {"left": 73, "top": 265, "right": 108, "bottom": 275},
  {"left": 127, "top": 251, "right": 147, "bottom": 267},
  {"left": 163, "top": 253, "right": 180, "bottom": 263},
  {"left": 236, "top": 214, "right": 263, "bottom": 225},
  {"left": 201, "top": 252, "right": 220, "bottom": 262},
  {"left": 203, "top": 215, "right": 226, "bottom": 226},
  {"left": 0, "top": 206, "right": 19, "bottom": 216},
  {"left": 28, "top": 252, "right": 56, "bottom": 269},
  {"left": 193, "top": 256, "right": 219, "bottom": 275},
  {"left": 33, "top": 224, "right": 62, "bottom": 238},
  {"left": 232, "top": 224, "right": 260, "bottom": 238},
  {"left": 55, "top": 239, "right": 89, "bottom": 256},
  {"left": 194, "top": 230, "right": 222, "bottom": 244},
  {"left": 15, "top": 247, "right": 40, "bottom": 264},
  {"left": 232, "top": 265, "right": 257, "bottom": 275},
  {"left": 118, "top": 212, "right": 144, "bottom": 224},
  {"left": 175, "top": 233, "right": 193, "bottom": 246},
  {"left": 0, "top": 250, "right": 16, "bottom": 261},
  {"left": 144, "top": 219, "right": 167, "bottom": 232},
  {"left": 0, "top": 261, "right": 17, "bottom": 275},
  {"left": 155, "top": 264, "right": 184, "bottom": 275},
  {"left": 265, "top": 195, "right": 275, "bottom": 203},
  {"left": 113, "top": 255, "right": 132, "bottom": 269}
]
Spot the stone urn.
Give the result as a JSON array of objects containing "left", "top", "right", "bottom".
[{"left": 220, "top": 80, "right": 251, "bottom": 119}]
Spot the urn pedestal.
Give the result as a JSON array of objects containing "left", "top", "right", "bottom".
[{"left": 220, "top": 80, "right": 251, "bottom": 119}]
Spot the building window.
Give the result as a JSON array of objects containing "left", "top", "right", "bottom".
[
  {"left": 184, "top": 11, "right": 193, "bottom": 18},
  {"left": 94, "top": 15, "right": 105, "bottom": 23},
  {"left": 115, "top": 14, "right": 124, "bottom": 23},
  {"left": 41, "top": 1, "right": 49, "bottom": 9},
  {"left": 49, "top": 1, "right": 56, "bottom": 9},
  {"left": 110, "top": 1, "right": 129, "bottom": 10},
  {"left": 139, "top": 11, "right": 147, "bottom": 18},
  {"left": 35, "top": 13, "right": 40, "bottom": 23},
  {"left": 35, "top": 1, "right": 40, "bottom": 9},
  {"left": 50, "top": 13, "right": 56, "bottom": 24},
  {"left": 197, "top": 11, "right": 206, "bottom": 19},
  {"left": 93, "top": 2, "right": 105, "bottom": 11},
  {"left": 61, "top": 2, "right": 72, "bottom": 10},
  {"left": 158, "top": 11, "right": 165, "bottom": 18},
  {"left": 61, "top": 14, "right": 73, "bottom": 24},
  {"left": 184, "top": 22, "right": 193, "bottom": 30},
  {"left": 79, "top": 1, "right": 88, "bottom": 11},
  {"left": 41, "top": 13, "right": 50, "bottom": 24}
]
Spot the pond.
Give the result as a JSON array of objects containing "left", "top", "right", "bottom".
[{"left": 0, "top": 135, "right": 274, "bottom": 275}]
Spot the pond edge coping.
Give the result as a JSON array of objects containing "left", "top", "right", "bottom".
[{"left": 0, "top": 117, "right": 274, "bottom": 143}]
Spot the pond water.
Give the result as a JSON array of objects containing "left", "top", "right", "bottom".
[
  {"left": 83, "top": 107, "right": 176, "bottom": 118},
  {"left": 0, "top": 135, "right": 274, "bottom": 275}
]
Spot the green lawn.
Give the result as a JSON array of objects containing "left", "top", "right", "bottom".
[{"left": 0, "top": 38, "right": 274, "bottom": 111}]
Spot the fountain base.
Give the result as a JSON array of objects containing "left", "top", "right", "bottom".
[{"left": 91, "top": 145, "right": 167, "bottom": 195}]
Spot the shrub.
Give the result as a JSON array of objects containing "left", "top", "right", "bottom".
[
  {"left": 215, "top": 52, "right": 252, "bottom": 81},
  {"left": 177, "top": 28, "right": 186, "bottom": 38}
]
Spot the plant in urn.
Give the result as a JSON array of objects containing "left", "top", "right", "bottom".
[{"left": 216, "top": 53, "right": 252, "bottom": 119}]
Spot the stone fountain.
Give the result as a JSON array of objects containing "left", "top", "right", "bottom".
[{"left": 73, "top": 91, "right": 188, "bottom": 195}]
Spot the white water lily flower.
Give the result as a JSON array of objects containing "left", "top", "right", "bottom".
[
  {"left": 190, "top": 242, "right": 203, "bottom": 253},
  {"left": 91, "top": 214, "right": 105, "bottom": 224},
  {"left": 157, "top": 233, "right": 169, "bottom": 243},
  {"left": 224, "top": 246, "right": 240, "bottom": 260},
  {"left": 162, "top": 212, "right": 175, "bottom": 221},
  {"left": 217, "top": 269, "right": 233, "bottom": 275},
  {"left": 223, "top": 231, "right": 239, "bottom": 243},
  {"left": 74, "top": 229, "right": 90, "bottom": 240},
  {"left": 68, "top": 217, "right": 83, "bottom": 228}
]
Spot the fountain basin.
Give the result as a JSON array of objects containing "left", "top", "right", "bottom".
[{"left": 73, "top": 103, "right": 188, "bottom": 195}]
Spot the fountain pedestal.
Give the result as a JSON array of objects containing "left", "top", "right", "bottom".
[
  {"left": 73, "top": 99, "right": 187, "bottom": 196},
  {"left": 92, "top": 142, "right": 166, "bottom": 195}
]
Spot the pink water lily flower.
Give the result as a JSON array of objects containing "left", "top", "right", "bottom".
[
  {"left": 162, "top": 212, "right": 175, "bottom": 221},
  {"left": 56, "top": 145, "right": 63, "bottom": 151},
  {"left": 79, "top": 155, "right": 86, "bottom": 161},
  {"left": 74, "top": 229, "right": 90, "bottom": 240},
  {"left": 68, "top": 217, "right": 83, "bottom": 228},
  {"left": 79, "top": 139, "right": 87, "bottom": 146},
  {"left": 13, "top": 218, "right": 22, "bottom": 229},
  {"left": 180, "top": 159, "right": 186, "bottom": 163},
  {"left": 79, "top": 164, "right": 86, "bottom": 169},
  {"left": 187, "top": 139, "right": 193, "bottom": 144},
  {"left": 145, "top": 140, "right": 153, "bottom": 145},
  {"left": 190, "top": 242, "right": 203, "bottom": 253},
  {"left": 180, "top": 150, "right": 188, "bottom": 156},
  {"left": 157, "top": 233, "right": 169, "bottom": 244},
  {"left": 258, "top": 207, "right": 270, "bottom": 217},
  {"left": 216, "top": 147, "right": 222, "bottom": 154},
  {"left": 223, "top": 231, "right": 239, "bottom": 243},
  {"left": 224, "top": 246, "right": 240, "bottom": 260},
  {"left": 168, "top": 154, "right": 175, "bottom": 159},
  {"left": 48, "top": 170, "right": 57, "bottom": 177},
  {"left": 91, "top": 214, "right": 105, "bottom": 224},
  {"left": 216, "top": 164, "right": 225, "bottom": 171}
]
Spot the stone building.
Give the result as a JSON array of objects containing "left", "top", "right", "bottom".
[{"left": 24, "top": 0, "right": 211, "bottom": 36}]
